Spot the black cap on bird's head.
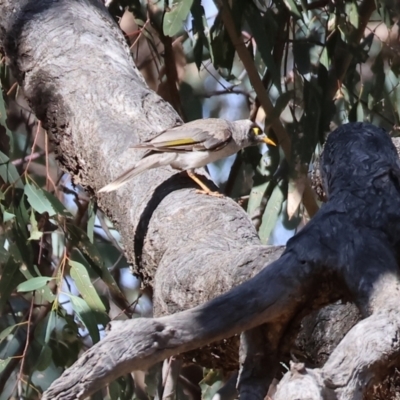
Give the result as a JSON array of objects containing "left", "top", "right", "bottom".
[{"left": 321, "top": 122, "right": 400, "bottom": 198}]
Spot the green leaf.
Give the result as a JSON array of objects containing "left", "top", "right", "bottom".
[
  {"left": 245, "top": 4, "right": 280, "bottom": 91},
  {"left": 69, "top": 295, "right": 100, "bottom": 343},
  {"left": 209, "top": 12, "right": 236, "bottom": 77},
  {"left": 28, "top": 209, "right": 43, "bottom": 241},
  {"left": 281, "top": 0, "right": 302, "bottom": 19},
  {"left": 87, "top": 201, "right": 96, "bottom": 244},
  {"left": 16, "top": 264, "right": 56, "bottom": 303},
  {"left": 287, "top": 173, "right": 306, "bottom": 220},
  {"left": 356, "top": 101, "right": 364, "bottom": 122},
  {"left": 0, "top": 324, "right": 18, "bottom": 344},
  {"left": 67, "top": 223, "right": 127, "bottom": 307},
  {"left": 0, "top": 150, "right": 23, "bottom": 189},
  {"left": 319, "top": 47, "right": 330, "bottom": 71},
  {"left": 190, "top": 0, "right": 208, "bottom": 70},
  {"left": 259, "top": 184, "right": 284, "bottom": 244},
  {"left": 200, "top": 370, "right": 224, "bottom": 400},
  {"left": 35, "top": 344, "right": 53, "bottom": 372},
  {"left": 70, "top": 260, "right": 106, "bottom": 313},
  {"left": 163, "top": 0, "right": 194, "bottom": 37},
  {"left": 0, "top": 357, "right": 12, "bottom": 374},
  {"left": 348, "top": 1, "right": 359, "bottom": 28},
  {"left": 17, "top": 276, "right": 55, "bottom": 292},
  {"left": 247, "top": 181, "right": 269, "bottom": 219},
  {"left": 266, "top": 91, "right": 295, "bottom": 125},
  {"left": 3, "top": 210, "right": 15, "bottom": 222},
  {"left": 109, "top": 381, "right": 121, "bottom": 400},
  {"left": 0, "top": 83, "right": 13, "bottom": 151},
  {"left": 24, "top": 183, "right": 70, "bottom": 217},
  {"left": 0, "top": 245, "right": 9, "bottom": 264},
  {"left": 0, "top": 245, "right": 24, "bottom": 311}
]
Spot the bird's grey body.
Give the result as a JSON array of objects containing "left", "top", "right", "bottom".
[{"left": 99, "top": 118, "right": 274, "bottom": 193}]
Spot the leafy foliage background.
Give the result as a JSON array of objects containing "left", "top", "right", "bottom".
[{"left": 0, "top": 0, "right": 399, "bottom": 398}]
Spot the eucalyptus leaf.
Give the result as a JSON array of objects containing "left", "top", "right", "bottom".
[
  {"left": 35, "top": 344, "right": 53, "bottom": 372},
  {"left": 245, "top": 3, "right": 280, "bottom": 91},
  {"left": 282, "top": 0, "right": 302, "bottom": 19},
  {"left": 87, "top": 201, "right": 96, "bottom": 244},
  {"left": 0, "top": 84, "right": 13, "bottom": 151},
  {"left": 0, "top": 324, "right": 18, "bottom": 343},
  {"left": 259, "top": 184, "right": 284, "bottom": 244},
  {"left": 69, "top": 295, "right": 100, "bottom": 344},
  {"left": 0, "top": 357, "right": 12, "bottom": 374},
  {"left": 67, "top": 223, "right": 127, "bottom": 308},
  {"left": 163, "top": 0, "right": 194, "bottom": 37},
  {"left": 24, "top": 183, "right": 71, "bottom": 217},
  {"left": 0, "top": 151, "right": 23, "bottom": 189},
  {"left": 247, "top": 181, "right": 269, "bottom": 219},
  {"left": 0, "top": 245, "right": 24, "bottom": 311},
  {"left": 70, "top": 260, "right": 106, "bottom": 313},
  {"left": 17, "top": 276, "right": 55, "bottom": 292},
  {"left": 29, "top": 209, "right": 43, "bottom": 241}
]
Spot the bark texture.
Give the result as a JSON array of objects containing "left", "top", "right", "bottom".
[{"left": 1, "top": 1, "right": 400, "bottom": 400}]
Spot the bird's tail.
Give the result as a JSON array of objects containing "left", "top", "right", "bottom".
[{"left": 98, "top": 153, "right": 177, "bottom": 193}]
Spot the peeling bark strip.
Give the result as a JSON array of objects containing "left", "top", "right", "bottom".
[{"left": 1, "top": 1, "right": 400, "bottom": 400}]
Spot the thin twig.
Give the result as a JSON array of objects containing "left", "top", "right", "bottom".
[
  {"left": 24, "top": 121, "right": 41, "bottom": 175},
  {"left": 12, "top": 151, "right": 45, "bottom": 166}
]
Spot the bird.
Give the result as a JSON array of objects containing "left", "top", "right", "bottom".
[{"left": 99, "top": 118, "right": 276, "bottom": 196}]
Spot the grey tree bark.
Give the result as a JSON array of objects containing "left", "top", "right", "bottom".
[{"left": 0, "top": 1, "right": 399, "bottom": 400}]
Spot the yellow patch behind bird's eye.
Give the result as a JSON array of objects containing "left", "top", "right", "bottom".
[{"left": 252, "top": 127, "right": 261, "bottom": 135}]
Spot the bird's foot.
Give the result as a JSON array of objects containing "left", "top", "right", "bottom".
[{"left": 195, "top": 189, "right": 224, "bottom": 198}]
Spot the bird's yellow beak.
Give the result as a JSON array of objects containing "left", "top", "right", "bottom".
[
  {"left": 263, "top": 137, "right": 276, "bottom": 146},
  {"left": 252, "top": 126, "right": 276, "bottom": 146}
]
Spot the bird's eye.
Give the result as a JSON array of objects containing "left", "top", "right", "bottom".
[{"left": 252, "top": 127, "right": 261, "bottom": 136}]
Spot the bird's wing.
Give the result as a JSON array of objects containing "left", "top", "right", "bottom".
[{"left": 131, "top": 122, "right": 233, "bottom": 152}]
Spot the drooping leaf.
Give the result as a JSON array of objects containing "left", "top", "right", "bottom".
[
  {"left": 247, "top": 181, "right": 269, "bottom": 218},
  {"left": 319, "top": 47, "right": 330, "bottom": 71},
  {"left": 16, "top": 264, "right": 55, "bottom": 303},
  {"left": 28, "top": 209, "right": 43, "bottom": 241},
  {"left": 356, "top": 101, "right": 364, "bottom": 122},
  {"left": 259, "top": 183, "right": 285, "bottom": 244},
  {"left": 209, "top": 1, "right": 247, "bottom": 79},
  {"left": 287, "top": 173, "right": 306, "bottom": 220},
  {"left": 70, "top": 260, "right": 106, "bottom": 313},
  {"left": 0, "top": 324, "right": 18, "bottom": 343},
  {"left": 0, "top": 357, "right": 12, "bottom": 374},
  {"left": 200, "top": 370, "right": 224, "bottom": 400},
  {"left": 0, "top": 244, "right": 25, "bottom": 311},
  {"left": 35, "top": 344, "right": 53, "bottom": 372},
  {"left": 163, "top": 0, "right": 194, "bottom": 37},
  {"left": 69, "top": 295, "right": 100, "bottom": 344},
  {"left": 67, "top": 223, "right": 127, "bottom": 308},
  {"left": 209, "top": 13, "right": 235, "bottom": 77},
  {"left": 87, "top": 201, "right": 96, "bottom": 244},
  {"left": 281, "top": 0, "right": 302, "bottom": 19},
  {"left": 17, "top": 276, "right": 54, "bottom": 292},
  {"left": 0, "top": 243, "right": 9, "bottom": 264},
  {"left": 0, "top": 83, "right": 13, "bottom": 151},
  {"left": 24, "top": 183, "right": 71, "bottom": 217},
  {"left": 190, "top": 0, "right": 208, "bottom": 70},
  {"left": 245, "top": 4, "right": 280, "bottom": 91},
  {"left": 2, "top": 208, "right": 15, "bottom": 222},
  {"left": 347, "top": 1, "right": 359, "bottom": 29},
  {"left": 0, "top": 151, "right": 23, "bottom": 189}
]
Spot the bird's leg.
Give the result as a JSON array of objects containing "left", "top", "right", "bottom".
[{"left": 186, "top": 170, "right": 224, "bottom": 197}]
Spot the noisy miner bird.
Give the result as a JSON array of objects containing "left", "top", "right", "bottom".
[{"left": 99, "top": 118, "right": 276, "bottom": 196}]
